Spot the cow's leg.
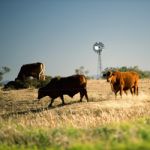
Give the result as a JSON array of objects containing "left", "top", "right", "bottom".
[
  {"left": 124, "top": 90, "right": 128, "bottom": 95},
  {"left": 60, "top": 95, "right": 65, "bottom": 105},
  {"left": 134, "top": 81, "right": 138, "bottom": 96},
  {"left": 80, "top": 91, "right": 84, "bottom": 102},
  {"left": 134, "top": 85, "right": 138, "bottom": 96},
  {"left": 48, "top": 98, "right": 54, "bottom": 107},
  {"left": 80, "top": 88, "right": 89, "bottom": 102},
  {"left": 114, "top": 89, "right": 119, "bottom": 99},
  {"left": 135, "top": 81, "right": 139, "bottom": 96},
  {"left": 130, "top": 88, "right": 134, "bottom": 96},
  {"left": 120, "top": 85, "right": 123, "bottom": 98},
  {"left": 81, "top": 88, "right": 89, "bottom": 102},
  {"left": 84, "top": 89, "right": 89, "bottom": 102}
]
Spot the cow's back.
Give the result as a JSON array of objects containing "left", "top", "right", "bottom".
[
  {"left": 61, "top": 75, "right": 87, "bottom": 89},
  {"left": 122, "top": 72, "right": 139, "bottom": 87},
  {"left": 16, "top": 62, "right": 45, "bottom": 81}
]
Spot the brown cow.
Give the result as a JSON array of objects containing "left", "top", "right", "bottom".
[
  {"left": 38, "top": 75, "right": 89, "bottom": 107},
  {"left": 15, "top": 62, "right": 45, "bottom": 81},
  {"left": 104, "top": 71, "right": 139, "bottom": 98}
]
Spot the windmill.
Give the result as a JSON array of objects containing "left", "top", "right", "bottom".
[{"left": 93, "top": 42, "right": 104, "bottom": 79}]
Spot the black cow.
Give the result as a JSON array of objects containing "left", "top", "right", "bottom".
[{"left": 38, "top": 75, "right": 89, "bottom": 107}]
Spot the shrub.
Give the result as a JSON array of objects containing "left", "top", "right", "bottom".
[{"left": 3, "top": 75, "right": 52, "bottom": 90}]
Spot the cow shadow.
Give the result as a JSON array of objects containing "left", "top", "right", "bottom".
[
  {"left": 0, "top": 100, "right": 84, "bottom": 119},
  {"left": 0, "top": 96, "right": 111, "bottom": 119}
]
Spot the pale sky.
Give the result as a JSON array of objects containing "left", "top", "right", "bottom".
[{"left": 0, "top": 0, "right": 150, "bottom": 81}]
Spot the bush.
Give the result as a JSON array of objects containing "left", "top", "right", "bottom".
[
  {"left": 3, "top": 80, "right": 28, "bottom": 90},
  {"left": 3, "top": 75, "right": 52, "bottom": 90},
  {"left": 25, "top": 75, "right": 52, "bottom": 88}
]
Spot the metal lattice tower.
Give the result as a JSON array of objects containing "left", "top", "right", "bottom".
[{"left": 93, "top": 42, "right": 104, "bottom": 79}]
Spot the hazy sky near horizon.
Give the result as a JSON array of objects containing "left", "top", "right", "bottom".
[{"left": 1, "top": 0, "right": 150, "bottom": 81}]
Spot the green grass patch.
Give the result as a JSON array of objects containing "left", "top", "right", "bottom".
[{"left": 1, "top": 117, "right": 150, "bottom": 149}]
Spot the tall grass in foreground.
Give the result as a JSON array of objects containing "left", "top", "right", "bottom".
[{"left": 0, "top": 117, "right": 150, "bottom": 150}]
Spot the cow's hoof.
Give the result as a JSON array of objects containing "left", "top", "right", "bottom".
[
  {"left": 62, "top": 103, "right": 66, "bottom": 106},
  {"left": 48, "top": 105, "right": 52, "bottom": 108}
]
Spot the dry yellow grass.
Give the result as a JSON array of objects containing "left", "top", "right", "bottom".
[{"left": 0, "top": 79, "right": 150, "bottom": 129}]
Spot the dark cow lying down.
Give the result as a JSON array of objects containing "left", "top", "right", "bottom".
[{"left": 38, "top": 75, "right": 89, "bottom": 107}]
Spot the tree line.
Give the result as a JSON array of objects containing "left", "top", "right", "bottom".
[{"left": 0, "top": 65, "right": 150, "bottom": 89}]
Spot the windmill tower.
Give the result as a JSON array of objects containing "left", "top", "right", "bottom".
[{"left": 93, "top": 42, "right": 104, "bottom": 79}]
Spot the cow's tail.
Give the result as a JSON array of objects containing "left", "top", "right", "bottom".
[{"left": 81, "top": 75, "right": 87, "bottom": 86}]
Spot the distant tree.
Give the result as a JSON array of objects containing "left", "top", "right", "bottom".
[
  {"left": 0, "top": 67, "right": 10, "bottom": 82},
  {"left": 75, "top": 66, "right": 89, "bottom": 76}
]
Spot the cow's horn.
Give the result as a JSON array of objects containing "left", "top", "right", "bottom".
[{"left": 108, "top": 71, "right": 112, "bottom": 76}]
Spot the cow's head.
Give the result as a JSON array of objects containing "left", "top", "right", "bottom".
[
  {"left": 105, "top": 71, "right": 117, "bottom": 83},
  {"left": 38, "top": 87, "right": 47, "bottom": 100}
]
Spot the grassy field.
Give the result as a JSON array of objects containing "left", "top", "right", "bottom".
[{"left": 0, "top": 79, "right": 150, "bottom": 149}]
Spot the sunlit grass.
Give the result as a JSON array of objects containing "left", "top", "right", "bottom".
[{"left": 0, "top": 79, "right": 150, "bottom": 149}]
